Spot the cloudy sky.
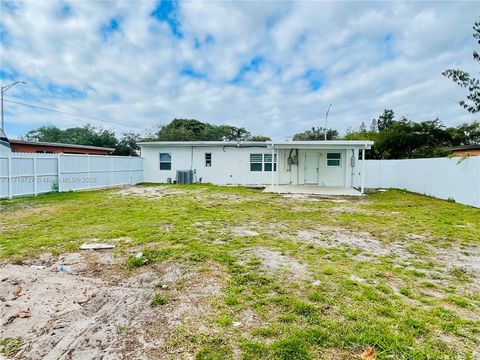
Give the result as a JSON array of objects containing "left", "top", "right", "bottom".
[{"left": 0, "top": 1, "right": 478, "bottom": 139}]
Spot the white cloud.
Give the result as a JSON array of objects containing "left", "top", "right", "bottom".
[{"left": 0, "top": 0, "right": 478, "bottom": 139}]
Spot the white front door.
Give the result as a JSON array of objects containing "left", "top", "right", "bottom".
[{"left": 305, "top": 153, "right": 318, "bottom": 184}]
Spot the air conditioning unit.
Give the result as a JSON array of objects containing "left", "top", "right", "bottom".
[{"left": 176, "top": 170, "right": 194, "bottom": 184}]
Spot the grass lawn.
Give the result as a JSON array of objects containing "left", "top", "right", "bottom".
[{"left": 0, "top": 184, "right": 479, "bottom": 359}]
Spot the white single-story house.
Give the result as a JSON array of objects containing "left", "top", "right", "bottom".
[{"left": 139, "top": 140, "right": 373, "bottom": 194}]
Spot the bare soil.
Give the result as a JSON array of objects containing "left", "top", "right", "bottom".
[
  {"left": 0, "top": 251, "right": 224, "bottom": 360},
  {"left": 235, "top": 246, "right": 310, "bottom": 280}
]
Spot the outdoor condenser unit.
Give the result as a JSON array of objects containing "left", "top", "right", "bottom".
[{"left": 176, "top": 170, "right": 194, "bottom": 184}]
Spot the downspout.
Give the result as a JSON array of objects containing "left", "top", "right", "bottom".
[
  {"left": 271, "top": 145, "right": 275, "bottom": 187},
  {"left": 190, "top": 146, "right": 194, "bottom": 170},
  {"left": 361, "top": 146, "right": 366, "bottom": 194},
  {"left": 351, "top": 149, "right": 355, "bottom": 188}
]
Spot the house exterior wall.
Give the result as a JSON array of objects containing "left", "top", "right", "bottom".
[
  {"left": 142, "top": 145, "right": 273, "bottom": 185},
  {"left": 276, "top": 149, "right": 355, "bottom": 187},
  {"left": 451, "top": 149, "right": 480, "bottom": 156},
  {"left": 10, "top": 143, "right": 111, "bottom": 155},
  {"left": 141, "top": 145, "right": 357, "bottom": 187}
]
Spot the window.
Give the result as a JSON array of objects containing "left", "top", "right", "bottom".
[
  {"left": 205, "top": 153, "right": 212, "bottom": 167},
  {"left": 250, "top": 154, "right": 263, "bottom": 171},
  {"left": 263, "top": 154, "right": 277, "bottom": 171},
  {"left": 159, "top": 153, "right": 172, "bottom": 170},
  {"left": 327, "top": 153, "right": 341, "bottom": 167},
  {"left": 250, "top": 153, "right": 277, "bottom": 172}
]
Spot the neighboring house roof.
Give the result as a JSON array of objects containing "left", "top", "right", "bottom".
[
  {"left": 448, "top": 144, "right": 480, "bottom": 151},
  {"left": 9, "top": 139, "right": 115, "bottom": 152},
  {"left": 139, "top": 140, "right": 374, "bottom": 149}
]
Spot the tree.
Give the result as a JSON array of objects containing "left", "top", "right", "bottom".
[
  {"left": 250, "top": 135, "right": 271, "bottom": 141},
  {"left": 442, "top": 19, "right": 480, "bottom": 113},
  {"left": 376, "top": 109, "right": 395, "bottom": 131},
  {"left": 342, "top": 110, "right": 474, "bottom": 159},
  {"left": 292, "top": 127, "right": 339, "bottom": 141},
  {"left": 114, "top": 132, "right": 142, "bottom": 156},
  {"left": 24, "top": 125, "right": 64, "bottom": 142},
  {"left": 153, "top": 119, "right": 259, "bottom": 141},
  {"left": 446, "top": 121, "right": 480, "bottom": 145},
  {"left": 23, "top": 124, "right": 120, "bottom": 152}
]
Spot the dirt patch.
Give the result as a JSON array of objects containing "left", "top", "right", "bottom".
[
  {"left": 236, "top": 246, "right": 310, "bottom": 280},
  {"left": 0, "top": 252, "right": 224, "bottom": 359},
  {"left": 192, "top": 192, "right": 250, "bottom": 206},
  {"left": 114, "top": 186, "right": 195, "bottom": 199},
  {"left": 436, "top": 247, "right": 480, "bottom": 281},
  {"left": 314, "top": 347, "right": 361, "bottom": 360},
  {"left": 231, "top": 226, "right": 260, "bottom": 237},
  {"left": 296, "top": 227, "right": 410, "bottom": 259},
  {"left": 282, "top": 194, "right": 350, "bottom": 203}
]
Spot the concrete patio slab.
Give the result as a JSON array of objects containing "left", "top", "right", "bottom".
[{"left": 263, "top": 185, "right": 362, "bottom": 196}]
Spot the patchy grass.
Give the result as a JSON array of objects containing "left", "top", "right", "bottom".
[
  {"left": 1, "top": 185, "right": 479, "bottom": 359},
  {"left": 151, "top": 293, "right": 169, "bottom": 307},
  {"left": 0, "top": 337, "right": 22, "bottom": 357}
]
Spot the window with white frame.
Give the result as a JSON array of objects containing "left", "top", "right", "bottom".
[
  {"left": 250, "top": 154, "right": 263, "bottom": 171},
  {"left": 159, "top": 153, "right": 172, "bottom": 170},
  {"left": 250, "top": 153, "right": 277, "bottom": 172},
  {"left": 326, "top": 153, "right": 341, "bottom": 167},
  {"left": 263, "top": 153, "right": 277, "bottom": 171},
  {"left": 205, "top": 153, "right": 212, "bottom": 167}
]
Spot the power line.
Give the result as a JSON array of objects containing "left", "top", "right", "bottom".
[{"left": 3, "top": 97, "right": 144, "bottom": 130}]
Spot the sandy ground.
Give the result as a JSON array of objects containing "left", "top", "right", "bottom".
[
  {"left": 235, "top": 246, "right": 310, "bottom": 280},
  {"left": 0, "top": 251, "right": 224, "bottom": 359}
]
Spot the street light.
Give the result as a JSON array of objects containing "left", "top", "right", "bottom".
[
  {"left": 324, "top": 103, "right": 332, "bottom": 141},
  {"left": 1, "top": 81, "right": 26, "bottom": 131}
]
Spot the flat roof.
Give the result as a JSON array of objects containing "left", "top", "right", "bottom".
[
  {"left": 139, "top": 141, "right": 268, "bottom": 147},
  {"left": 9, "top": 139, "right": 115, "bottom": 152},
  {"left": 139, "top": 140, "right": 373, "bottom": 149}
]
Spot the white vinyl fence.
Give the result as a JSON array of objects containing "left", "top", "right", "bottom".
[
  {"left": 0, "top": 153, "right": 143, "bottom": 199},
  {"left": 354, "top": 156, "right": 480, "bottom": 208}
]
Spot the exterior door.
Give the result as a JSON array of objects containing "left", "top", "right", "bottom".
[{"left": 305, "top": 153, "right": 318, "bottom": 184}]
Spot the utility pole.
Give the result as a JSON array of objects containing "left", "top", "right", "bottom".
[
  {"left": 1, "top": 81, "right": 26, "bottom": 131},
  {"left": 324, "top": 103, "right": 332, "bottom": 141}
]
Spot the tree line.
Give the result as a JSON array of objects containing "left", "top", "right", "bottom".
[{"left": 21, "top": 113, "right": 479, "bottom": 159}]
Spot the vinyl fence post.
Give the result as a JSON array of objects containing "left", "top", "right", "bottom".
[
  {"left": 57, "top": 154, "right": 62, "bottom": 192},
  {"left": 110, "top": 157, "right": 114, "bottom": 186},
  {"left": 8, "top": 155, "right": 12, "bottom": 199},
  {"left": 87, "top": 155, "right": 91, "bottom": 190},
  {"left": 33, "top": 156, "right": 37, "bottom": 196},
  {"left": 129, "top": 156, "right": 132, "bottom": 185}
]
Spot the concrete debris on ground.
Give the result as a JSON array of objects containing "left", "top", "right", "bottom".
[{"left": 80, "top": 243, "right": 115, "bottom": 250}]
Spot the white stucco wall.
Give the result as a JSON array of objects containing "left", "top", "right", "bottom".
[
  {"left": 142, "top": 145, "right": 275, "bottom": 185},
  {"left": 141, "top": 145, "right": 358, "bottom": 187},
  {"left": 276, "top": 148, "right": 356, "bottom": 187},
  {"left": 353, "top": 157, "right": 480, "bottom": 208}
]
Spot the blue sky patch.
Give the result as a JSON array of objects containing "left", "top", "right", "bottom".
[
  {"left": 60, "top": 3, "right": 72, "bottom": 17},
  {"left": 304, "top": 69, "right": 324, "bottom": 91},
  {"left": 100, "top": 18, "right": 121, "bottom": 40},
  {"left": 151, "top": 0, "right": 182, "bottom": 38},
  {"left": 230, "top": 56, "right": 265, "bottom": 84},
  {"left": 46, "top": 83, "right": 86, "bottom": 100},
  {"left": 383, "top": 34, "right": 396, "bottom": 59},
  {"left": 181, "top": 66, "right": 207, "bottom": 79},
  {"left": 0, "top": 69, "right": 19, "bottom": 82},
  {"left": 193, "top": 35, "right": 214, "bottom": 49},
  {"left": 5, "top": 121, "right": 42, "bottom": 139}
]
